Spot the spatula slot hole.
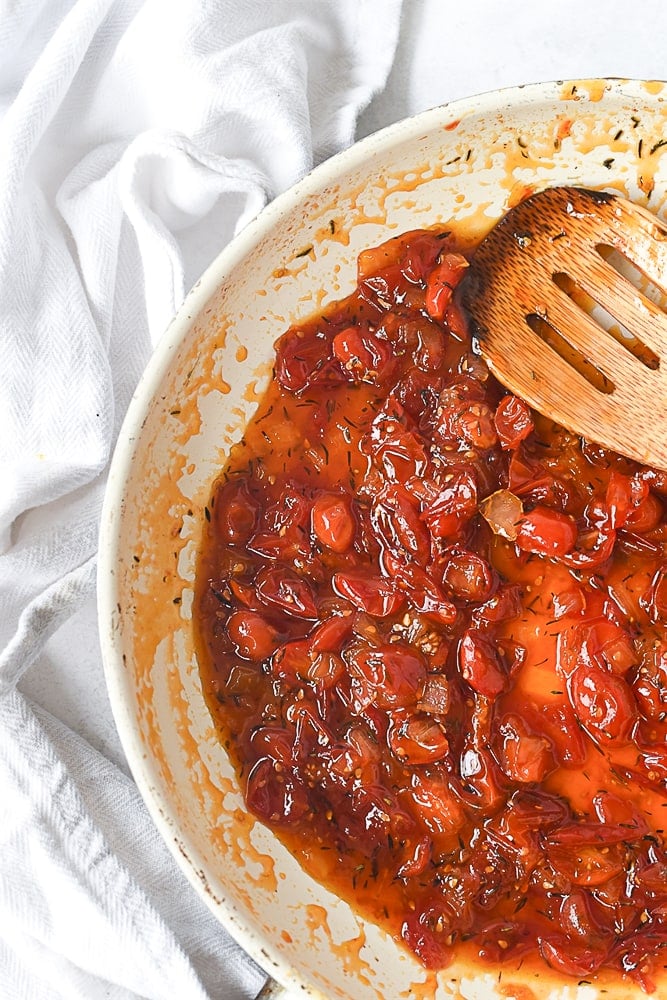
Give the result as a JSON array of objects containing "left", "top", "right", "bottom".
[
  {"left": 596, "top": 243, "right": 667, "bottom": 310},
  {"left": 525, "top": 312, "right": 615, "bottom": 395},
  {"left": 552, "top": 270, "right": 660, "bottom": 371}
]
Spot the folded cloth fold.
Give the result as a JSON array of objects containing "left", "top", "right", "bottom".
[{"left": 0, "top": 1, "right": 402, "bottom": 997}]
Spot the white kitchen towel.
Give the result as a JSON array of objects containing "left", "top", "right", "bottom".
[{"left": 0, "top": 2, "right": 402, "bottom": 998}]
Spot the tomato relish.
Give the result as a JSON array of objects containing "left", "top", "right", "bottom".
[{"left": 194, "top": 227, "right": 667, "bottom": 992}]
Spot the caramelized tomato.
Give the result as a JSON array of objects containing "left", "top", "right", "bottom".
[{"left": 194, "top": 227, "right": 667, "bottom": 994}]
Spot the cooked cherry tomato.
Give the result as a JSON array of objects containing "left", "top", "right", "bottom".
[
  {"left": 497, "top": 712, "right": 555, "bottom": 783},
  {"left": 458, "top": 628, "right": 507, "bottom": 697},
  {"left": 625, "top": 492, "right": 663, "bottom": 533},
  {"left": 332, "top": 325, "right": 391, "bottom": 381},
  {"left": 311, "top": 492, "right": 356, "bottom": 552},
  {"left": 494, "top": 394, "right": 534, "bottom": 449},
  {"left": 255, "top": 565, "right": 318, "bottom": 619},
  {"left": 424, "top": 253, "right": 469, "bottom": 321},
  {"left": 332, "top": 572, "right": 404, "bottom": 617},
  {"left": 516, "top": 505, "right": 578, "bottom": 557},
  {"left": 226, "top": 610, "right": 278, "bottom": 661},
  {"left": 387, "top": 711, "right": 449, "bottom": 764},
  {"left": 442, "top": 548, "right": 495, "bottom": 601},
  {"left": 568, "top": 661, "right": 636, "bottom": 745}
]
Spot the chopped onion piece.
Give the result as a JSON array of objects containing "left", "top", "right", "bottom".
[{"left": 480, "top": 489, "right": 524, "bottom": 540}]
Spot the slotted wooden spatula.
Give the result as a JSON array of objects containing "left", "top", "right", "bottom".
[{"left": 462, "top": 185, "right": 667, "bottom": 470}]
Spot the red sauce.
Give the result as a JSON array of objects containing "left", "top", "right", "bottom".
[{"left": 194, "top": 227, "right": 667, "bottom": 992}]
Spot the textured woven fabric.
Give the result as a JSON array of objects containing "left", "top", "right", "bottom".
[{"left": 0, "top": 3, "right": 401, "bottom": 997}]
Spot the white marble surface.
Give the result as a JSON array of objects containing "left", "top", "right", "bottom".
[{"left": 15, "top": 0, "right": 667, "bottom": 995}]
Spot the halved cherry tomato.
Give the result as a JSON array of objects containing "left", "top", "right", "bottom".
[
  {"left": 311, "top": 492, "right": 356, "bottom": 552},
  {"left": 346, "top": 642, "right": 426, "bottom": 710},
  {"left": 226, "top": 610, "right": 278, "bottom": 661},
  {"left": 332, "top": 325, "right": 391, "bottom": 381},
  {"left": 494, "top": 395, "right": 534, "bottom": 449},
  {"left": 625, "top": 492, "right": 663, "bottom": 533},
  {"left": 372, "top": 482, "right": 431, "bottom": 564},
  {"left": 568, "top": 661, "right": 636, "bottom": 745},
  {"left": 424, "top": 253, "right": 469, "bottom": 321},
  {"left": 605, "top": 470, "right": 648, "bottom": 529},
  {"left": 632, "top": 639, "right": 667, "bottom": 719},
  {"left": 332, "top": 572, "right": 403, "bottom": 617},
  {"left": 458, "top": 628, "right": 507, "bottom": 697},
  {"left": 497, "top": 713, "right": 555, "bottom": 784},
  {"left": 245, "top": 757, "right": 308, "bottom": 825},
  {"left": 255, "top": 565, "right": 318, "bottom": 619},
  {"left": 539, "top": 937, "right": 607, "bottom": 977},
  {"left": 387, "top": 711, "right": 449, "bottom": 764},
  {"left": 442, "top": 548, "right": 495, "bottom": 602},
  {"left": 212, "top": 479, "right": 258, "bottom": 543},
  {"left": 408, "top": 772, "right": 466, "bottom": 837},
  {"left": 420, "top": 467, "right": 478, "bottom": 539},
  {"left": 516, "top": 505, "right": 578, "bottom": 557},
  {"left": 400, "top": 902, "right": 454, "bottom": 969}
]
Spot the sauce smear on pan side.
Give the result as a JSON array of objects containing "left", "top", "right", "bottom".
[{"left": 194, "top": 227, "right": 667, "bottom": 992}]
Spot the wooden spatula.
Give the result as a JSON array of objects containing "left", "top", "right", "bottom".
[{"left": 461, "top": 185, "right": 667, "bottom": 470}]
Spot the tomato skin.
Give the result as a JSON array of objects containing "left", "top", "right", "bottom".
[
  {"left": 516, "top": 505, "right": 578, "bottom": 557},
  {"left": 346, "top": 642, "right": 427, "bottom": 710},
  {"left": 372, "top": 483, "right": 431, "bottom": 564},
  {"left": 356, "top": 228, "right": 441, "bottom": 282},
  {"left": 396, "top": 835, "right": 431, "bottom": 879},
  {"left": 539, "top": 937, "right": 607, "bottom": 977},
  {"left": 442, "top": 548, "right": 495, "bottom": 602},
  {"left": 562, "top": 617, "right": 638, "bottom": 678},
  {"left": 274, "top": 326, "right": 341, "bottom": 393},
  {"left": 408, "top": 772, "right": 466, "bottom": 837},
  {"left": 424, "top": 253, "right": 469, "bottom": 321},
  {"left": 605, "top": 470, "right": 648, "bottom": 529},
  {"left": 471, "top": 584, "right": 522, "bottom": 627},
  {"left": 420, "top": 467, "right": 478, "bottom": 539},
  {"left": 640, "top": 566, "right": 667, "bottom": 623},
  {"left": 367, "top": 395, "right": 430, "bottom": 480},
  {"left": 383, "top": 556, "right": 457, "bottom": 624},
  {"left": 546, "top": 842, "right": 626, "bottom": 888},
  {"left": 226, "top": 610, "right": 278, "bottom": 661},
  {"left": 494, "top": 394, "right": 534, "bottom": 449},
  {"left": 444, "top": 296, "right": 471, "bottom": 341},
  {"left": 568, "top": 661, "right": 636, "bottom": 745},
  {"left": 212, "top": 482, "right": 258, "bottom": 544},
  {"left": 497, "top": 713, "right": 555, "bottom": 784},
  {"left": 249, "top": 486, "right": 311, "bottom": 559},
  {"left": 332, "top": 572, "right": 403, "bottom": 617},
  {"left": 311, "top": 492, "right": 356, "bottom": 552},
  {"left": 402, "top": 232, "right": 445, "bottom": 284},
  {"left": 458, "top": 629, "right": 507, "bottom": 697},
  {"left": 387, "top": 711, "right": 449, "bottom": 765},
  {"left": 400, "top": 905, "right": 453, "bottom": 970},
  {"left": 632, "top": 639, "right": 667, "bottom": 719},
  {"left": 308, "top": 615, "right": 353, "bottom": 653},
  {"left": 625, "top": 492, "right": 663, "bottom": 533},
  {"left": 535, "top": 702, "right": 588, "bottom": 768},
  {"left": 332, "top": 325, "right": 392, "bottom": 381},
  {"left": 436, "top": 398, "right": 498, "bottom": 452},
  {"left": 255, "top": 565, "right": 318, "bottom": 619},
  {"left": 245, "top": 757, "right": 308, "bottom": 826},
  {"left": 270, "top": 636, "right": 312, "bottom": 684}
]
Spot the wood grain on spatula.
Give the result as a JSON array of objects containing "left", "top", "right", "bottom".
[{"left": 461, "top": 185, "right": 667, "bottom": 470}]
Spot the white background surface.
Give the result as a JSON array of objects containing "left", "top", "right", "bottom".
[{"left": 11, "top": 0, "right": 667, "bottom": 997}]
